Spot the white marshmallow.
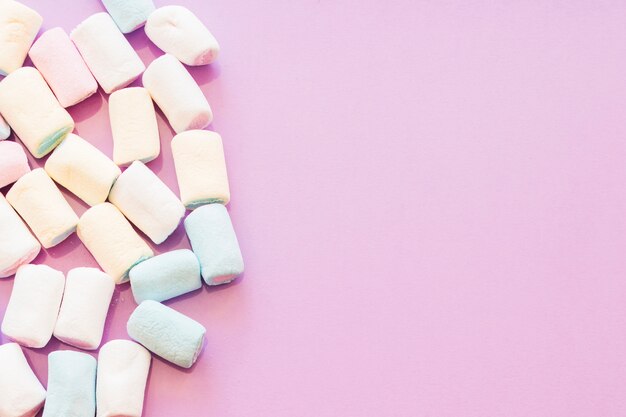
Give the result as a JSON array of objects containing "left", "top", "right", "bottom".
[
  {"left": 6, "top": 168, "right": 79, "bottom": 248},
  {"left": 145, "top": 6, "right": 220, "bottom": 66},
  {"left": 108, "top": 161, "right": 185, "bottom": 244},
  {"left": 0, "top": 0, "right": 42, "bottom": 75},
  {"left": 0, "top": 343, "right": 46, "bottom": 417},
  {"left": 101, "top": 0, "right": 155, "bottom": 34},
  {"left": 53, "top": 267, "right": 115, "bottom": 350},
  {"left": 142, "top": 54, "right": 213, "bottom": 133},
  {"left": 70, "top": 13, "right": 146, "bottom": 94},
  {"left": 77, "top": 203, "right": 153, "bottom": 283},
  {"left": 97, "top": 340, "right": 151, "bottom": 417},
  {"left": 109, "top": 87, "right": 160, "bottom": 166},
  {"left": 45, "top": 133, "right": 121, "bottom": 206},
  {"left": 0, "top": 195, "right": 40, "bottom": 279},
  {"left": 1, "top": 264, "right": 65, "bottom": 348},
  {"left": 0, "top": 114, "right": 10, "bottom": 140}
]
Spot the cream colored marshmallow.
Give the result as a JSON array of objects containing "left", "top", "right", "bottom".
[
  {"left": 0, "top": 195, "right": 40, "bottom": 279},
  {"left": 0, "top": 0, "right": 42, "bottom": 75}
]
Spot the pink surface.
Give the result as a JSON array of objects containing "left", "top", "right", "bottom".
[{"left": 1, "top": 0, "right": 626, "bottom": 416}]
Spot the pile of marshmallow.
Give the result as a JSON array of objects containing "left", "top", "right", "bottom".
[{"left": 0, "top": 0, "right": 244, "bottom": 416}]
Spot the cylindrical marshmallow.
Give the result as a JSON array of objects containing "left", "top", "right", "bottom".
[
  {"left": 0, "top": 195, "right": 40, "bottom": 279},
  {"left": 6, "top": 168, "right": 79, "bottom": 248},
  {"left": 0, "top": 114, "right": 10, "bottom": 140},
  {"left": 70, "top": 13, "right": 146, "bottom": 94},
  {"left": 102, "top": 0, "right": 155, "bottom": 34},
  {"left": 0, "top": 343, "right": 46, "bottom": 417},
  {"left": 42, "top": 351, "right": 97, "bottom": 417},
  {"left": 108, "top": 160, "right": 185, "bottom": 244},
  {"left": 127, "top": 300, "right": 206, "bottom": 368},
  {"left": 172, "top": 130, "right": 230, "bottom": 209},
  {"left": 53, "top": 267, "right": 115, "bottom": 350},
  {"left": 0, "top": 67, "right": 74, "bottom": 158},
  {"left": 142, "top": 53, "right": 213, "bottom": 133},
  {"left": 1, "top": 264, "right": 65, "bottom": 348},
  {"left": 97, "top": 340, "right": 151, "bottom": 417},
  {"left": 185, "top": 204, "right": 244, "bottom": 285},
  {"left": 0, "top": 0, "right": 42, "bottom": 75},
  {"left": 28, "top": 27, "right": 98, "bottom": 108},
  {"left": 77, "top": 203, "right": 153, "bottom": 283},
  {"left": 0, "top": 141, "right": 30, "bottom": 188},
  {"left": 109, "top": 87, "right": 160, "bottom": 166},
  {"left": 130, "top": 249, "right": 201, "bottom": 303},
  {"left": 45, "top": 133, "right": 121, "bottom": 206},
  {"left": 145, "top": 6, "right": 220, "bottom": 66}
]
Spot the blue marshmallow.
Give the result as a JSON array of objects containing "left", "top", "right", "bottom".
[
  {"left": 101, "top": 0, "right": 155, "bottom": 33},
  {"left": 42, "top": 351, "right": 96, "bottom": 417}
]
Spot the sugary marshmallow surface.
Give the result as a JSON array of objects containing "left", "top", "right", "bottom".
[
  {"left": 29, "top": 27, "right": 98, "bottom": 108},
  {"left": 1, "top": 264, "right": 65, "bottom": 348},
  {"left": 172, "top": 130, "right": 230, "bottom": 209},
  {"left": 70, "top": 13, "right": 145, "bottom": 94},
  {"left": 102, "top": 0, "right": 155, "bottom": 34},
  {"left": 53, "top": 267, "right": 115, "bottom": 350},
  {"left": 77, "top": 203, "right": 153, "bottom": 283},
  {"left": 0, "top": 67, "right": 74, "bottom": 158},
  {"left": 143, "top": 53, "right": 213, "bottom": 133},
  {"left": 127, "top": 300, "right": 206, "bottom": 368},
  {"left": 0, "top": 343, "right": 46, "bottom": 417},
  {"left": 0, "top": 195, "right": 40, "bottom": 279},
  {"left": 145, "top": 5, "right": 220, "bottom": 66},
  {"left": 130, "top": 249, "right": 201, "bottom": 303},
  {"left": 0, "top": 114, "right": 10, "bottom": 140},
  {"left": 45, "top": 133, "right": 121, "bottom": 206},
  {"left": 6, "top": 168, "right": 79, "bottom": 248},
  {"left": 42, "top": 351, "right": 96, "bottom": 417},
  {"left": 97, "top": 340, "right": 151, "bottom": 417},
  {"left": 0, "top": 0, "right": 42, "bottom": 75},
  {"left": 109, "top": 160, "right": 185, "bottom": 244},
  {"left": 185, "top": 204, "right": 244, "bottom": 285},
  {"left": 0, "top": 141, "right": 30, "bottom": 188},
  {"left": 109, "top": 87, "right": 160, "bottom": 166}
]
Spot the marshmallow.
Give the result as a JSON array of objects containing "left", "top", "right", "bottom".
[
  {"left": 109, "top": 87, "right": 160, "bottom": 166},
  {"left": 0, "top": 67, "right": 74, "bottom": 158},
  {"left": 145, "top": 6, "right": 220, "bottom": 66},
  {"left": 185, "top": 204, "right": 244, "bottom": 285},
  {"left": 70, "top": 13, "right": 145, "bottom": 94},
  {"left": 0, "top": 343, "right": 46, "bottom": 417},
  {"left": 45, "top": 133, "right": 121, "bottom": 206},
  {"left": 53, "top": 268, "right": 115, "bottom": 350},
  {"left": 142, "top": 54, "right": 212, "bottom": 133},
  {"left": 0, "top": 141, "right": 30, "bottom": 188},
  {"left": 130, "top": 249, "right": 201, "bottom": 303},
  {"left": 28, "top": 27, "right": 98, "bottom": 108},
  {"left": 1, "top": 264, "right": 65, "bottom": 348},
  {"left": 101, "top": 0, "right": 155, "bottom": 34},
  {"left": 97, "top": 340, "right": 151, "bottom": 417},
  {"left": 42, "top": 351, "right": 97, "bottom": 417},
  {"left": 0, "top": 195, "right": 40, "bottom": 278},
  {"left": 127, "top": 300, "right": 206, "bottom": 368},
  {"left": 172, "top": 130, "right": 230, "bottom": 209},
  {"left": 109, "top": 161, "right": 185, "bottom": 244},
  {"left": 0, "top": 114, "right": 10, "bottom": 140},
  {"left": 6, "top": 168, "right": 78, "bottom": 248},
  {"left": 0, "top": 0, "right": 42, "bottom": 75},
  {"left": 77, "top": 203, "right": 153, "bottom": 283}
]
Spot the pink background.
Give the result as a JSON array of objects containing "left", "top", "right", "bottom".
[{"left": 1, "top": 0, "right": 626, "bottom": 416}]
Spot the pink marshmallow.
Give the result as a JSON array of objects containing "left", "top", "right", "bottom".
[{"left": 0, "top": 141, "right": 30, "bottom": 188}]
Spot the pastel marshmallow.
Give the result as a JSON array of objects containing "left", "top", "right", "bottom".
[
  {"left": 172, "top": 130, "right": 230, "bottom": 209},
  {"left": 130, "top": 249, "right": 201, "bottom": 303},
  {"left": 70, "top": 13, "right": 146, "bottom": 94},
  {"left": 53, "top": 267, "right": 115, "bottom": 350},
  {"left": 42, "top": 351, "right": 96, "bottom": 417},
  {"left": 0, "top": 114, "right": 10, "bottom": 140},
  {"left": 142, "top": 53, "right": 213, "bottom": 133},
  {"left": 97, "top": 340, "right": 151, "bottom": 417},
  {"left": 185, "top": 204, "right": 244, "bottom": 285},
  {"left": 109, "top": 87, "right": 160, "bottom": 166},
  {"left": 6, "top": 168, "right": 79, "bottom": 248},
  {"left": 108, "top": 160, "right": 185, "bottom": 244},
  {"left": 0, "top": 343, "right": 46, "bottom": 417},
  {"left": 45, "top": 133, "right": 121, "bottom": 206},
  {"left": 0, "top": 0, "right": 42, "bottom": 75},
  {"left": 145, "top": 6, "right": 220, "bottom": 66},
  {"left": 28, "top": 27, "right": 98, "bottom": 108},
  {"left": 0, "top": 195, "right": 40, "bottom": 278},
  {"left": 0, "top": 141, "right": 30, "bottom": 188},
  {"left": 1, "top": 264, "right": 65, "bottom": 348},
  {"left": 127, "top": 300, "right": 206, "bottom": 368},
  {"left": 0, "top": 67, "right": 74, "bottom": 157},
  {"left": 77, "top": 203, "right": 153, "bottom": 283},
  {"left": 101, "top": 0, "right": 155, "bottom": 34}
]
